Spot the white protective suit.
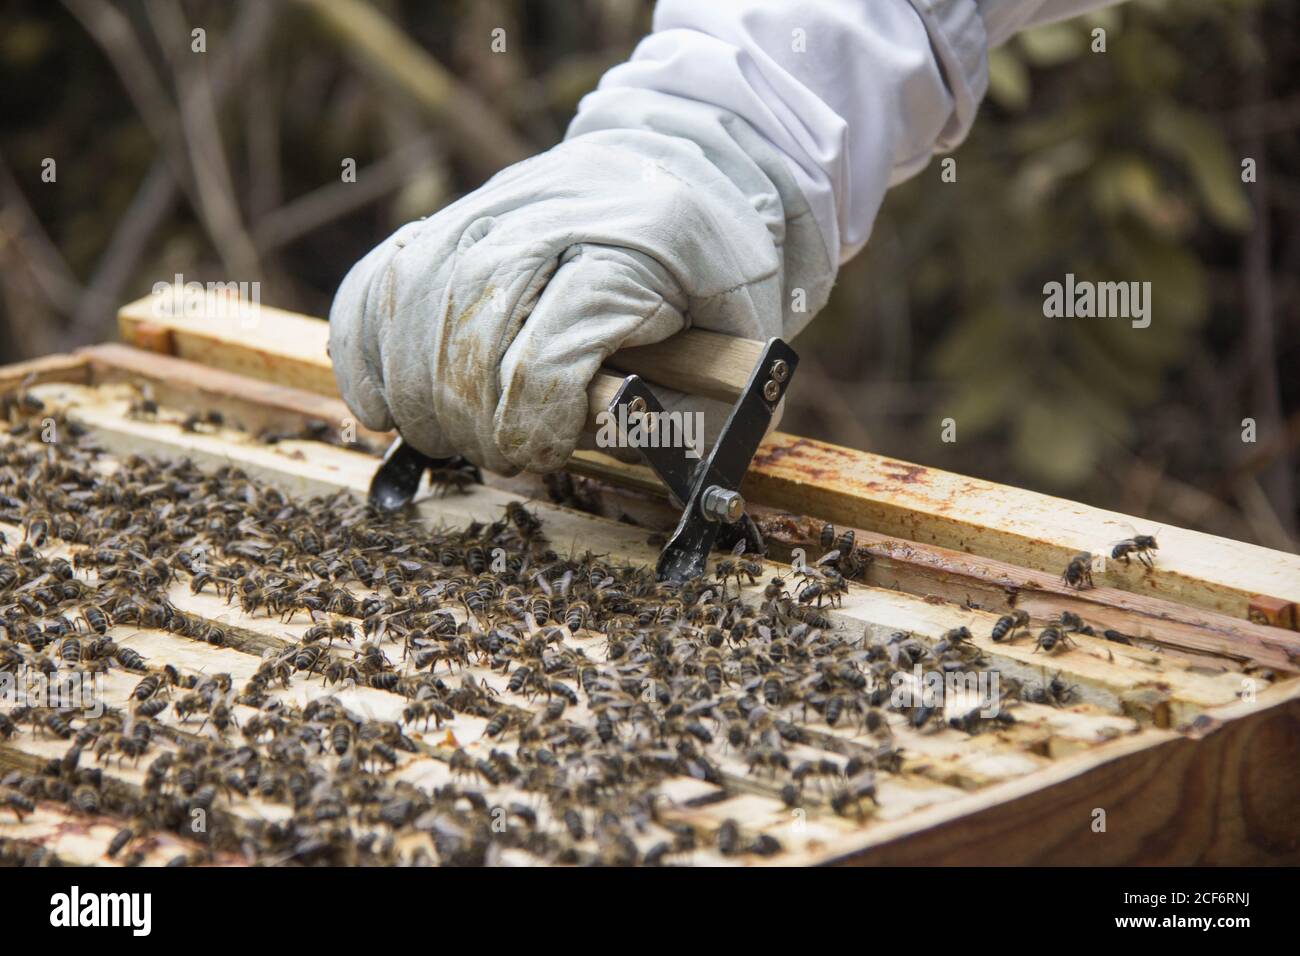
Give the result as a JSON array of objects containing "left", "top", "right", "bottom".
[{"left": 330, "top": 0, "right": 1122, "bottom": 474}]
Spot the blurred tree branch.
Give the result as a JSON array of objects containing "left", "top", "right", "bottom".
[
  {"left": 251, "top": 133, "right": 438, "bottom": 253},
  {"left": 0, "top": 152, "right": 83, "bottom": 318},
  {"left": 289, "top": 0, "right": 531, "bottom": 181},
  {"left": 60, "top": 0, "right": 279, "bottom": 342}
]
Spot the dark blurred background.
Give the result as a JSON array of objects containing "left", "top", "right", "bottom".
[{"left": 1, "top": 0, "right": 1295, "bottom": 550}]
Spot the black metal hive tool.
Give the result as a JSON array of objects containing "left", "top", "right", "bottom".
[
  {"left": 368, "top": 440, "right": 482, "bottom": 511},
  {"left": 606, "top": 338, "right": 797, "bottom": 583}
]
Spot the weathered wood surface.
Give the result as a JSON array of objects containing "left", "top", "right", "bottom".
[
  {"left": 117, "top": 291, "right": 1300, "bottom": 628},
  {"left": 825, "top": 681, "right": 1300, "bottom": 866}
]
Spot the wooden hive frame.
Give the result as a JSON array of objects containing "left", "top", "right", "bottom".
[{"left": 0, "top": 291, "right": 1295, "bottom": 866}]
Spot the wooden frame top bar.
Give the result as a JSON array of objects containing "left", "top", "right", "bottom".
[{"left": 117, "top": 290, "right": 1300, "bottom": 628}]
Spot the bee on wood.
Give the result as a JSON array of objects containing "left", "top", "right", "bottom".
[
  {"left": 830, "top": 773, "right": 879, "bottom": 819},
  {"left": 797, "top": 575, "right": 844, "bottom": 608},
  {"left": 1022, "top": 671, "right": 1078, "bottom": 707},
  {"left": 58, "top": 636, "right": 82, "bottom": 664},
  {"left": 292, "top": 645, "right": 325, "bottom": 675},
  {"left": 1054, "top": 611, "right": 1095, "bottom": 636},
  {"left": 818, "top": 522, "right": 836, "bottom": 553},
  {"left": 402, "top": 698, "right": 452, "bottom": 730},
  {"left": 1033, "top": 626, "right": 1076, "bottom": 654},
  {"left": 114, "top": 646, "right": 147, "bottom": 671},
  {"left": 323, "top": 659, "right": 361, "bottom": 687},
  {"left": 563, "top": 600, "right": 590, "bottom": 633},
  {"left": 38, "top": 711, "right": 72, "bottom": 739},
  {"left": 745, "top": 744, "right": 789, "bottom": 776},
  {"left": 2, "top": 788, "right": 36, "bottom": 820},
  {"left": 173, "top": 692, "right": 208, "bottom": 722},
  {"left": 132, "top": 674, "right": 165, "bottom": 701},
  {"left": 127, "top": 396, "right": 159, "bottom": 420},
  {"left": 427, "top": 457, "right": 480, "bottom": 496},
  {"left": 134, "top": 699, "right": 169, "bottom": 718},
  {"left": 205, "top": 701, "right": 236, "bottom": 736},
  {"left": 464, "top": 546, "right": 487, "bottom": 575},
  {"left": 484, "top": 711, "right": 512, "bottom": 739},
  {"left": 23, "top": 510, "right": 50, "bottom": 546},
  {"left": 949, "top": 705, "right": 1015, "bottom": 734},
  {"left": 715, "top": 541, "right": 762, "bottom": 592},
  {"left": 716, "top": 818, "right": 743, "bottom": 856},
  {"left": 505, "top": 501, "right": 543, "bottom": 540},
  {"left": 381, "top": 561, "right": 406, "bottom": 597},
  {"left": 303, "top": 619, "right": 353, "bottom": 648},
  {"left": 935, "top": 626, "right": 973, "bottom": 654},
  {"left": 527, "top": 593, "right": 551, "bottom": 626},
  {"left": 991, "top": 610, "right": 1029, "bottom": 642},
  {"left": 1111, "top": 534, "right": 1158, "bottom": 569},
  {"left": 329, "top": 720, "right": 353, "bottom": 756},
  {"left": 1061, "top": 552, "right": 1095, "bottom": 589},
  {"left": 106, "top": 826, "right": 134, "bottom": 859}
]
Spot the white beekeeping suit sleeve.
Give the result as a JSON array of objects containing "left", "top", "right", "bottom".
[{"left": 571, "top": 0, "right": 1124, "bottom": 269}]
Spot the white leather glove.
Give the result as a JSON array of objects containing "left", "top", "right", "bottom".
[{"left": 330, "top": 93, "right": 833, "bottom": 475}]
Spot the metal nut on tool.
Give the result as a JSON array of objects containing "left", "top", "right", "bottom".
[
  {"left": 762, "top": 380, "right": 781, "bottom": 402},
  {"left": 627, "top": 396, "right": 647, "bottom": 415},
  {"left": 770, "top": 359, "right": 789, "bottom": 382},
  {"left": 700, "top": 485, "right": 745, "bottom": 522}
]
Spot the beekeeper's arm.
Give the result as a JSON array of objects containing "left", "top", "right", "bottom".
[{"left": 330, "top": 0, "right": 1123, "bottom": 474}]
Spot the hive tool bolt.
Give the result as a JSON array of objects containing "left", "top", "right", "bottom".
[{"left": 700, "top": 485, "right": 745, "bottom": 523}]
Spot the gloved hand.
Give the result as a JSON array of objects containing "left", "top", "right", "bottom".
[{"left": 330, "top": 92, "right": 834, "bottom": 475}]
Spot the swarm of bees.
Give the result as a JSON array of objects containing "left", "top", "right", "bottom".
[{"left": 0, "top": 400, "right": 1108, "bottom": 867}]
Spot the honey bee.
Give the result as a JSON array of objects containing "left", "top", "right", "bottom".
[
  {"left": 1112, "top": 534, "right": 1158, "bottom": 569},
  {"left": 427, "top": 457, "right": 480, "bottom": 496},
  {"left": 1061, "top": 552, "right": 1095, "bottom": 589},
  {"left": 22, "top": 511, "right": 50, "bottom": 546},
  {"left": 819, "top": 522, "right": 836, "bottom": 552},
  {"left": 935, "top": 626, "right": 973, "bottom": 653},
  {"left": 991, "top": 610, "right": 1030, "bottom": 643},
  {"left": 715, "top": 541, "right": 762, "bottom": 592},
  {"left": 1054, "top": 610, "right": 1095, "bottom": 636},
  {"left": 1033, "top": 626, "right": 1076, "bottom": 654},
  {"left": 303, "top": 619, "right": 353, "bottom": 647},
  {"left": 484, "top": 711, "right": 512, "bottom": 738},
  {"left": 505, "top": 501, "right": 543, "bottom": 540}
]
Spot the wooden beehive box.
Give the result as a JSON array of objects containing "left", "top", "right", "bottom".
[{"left": 0, "top": 289, "right": 1297, "bottom": 866}]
